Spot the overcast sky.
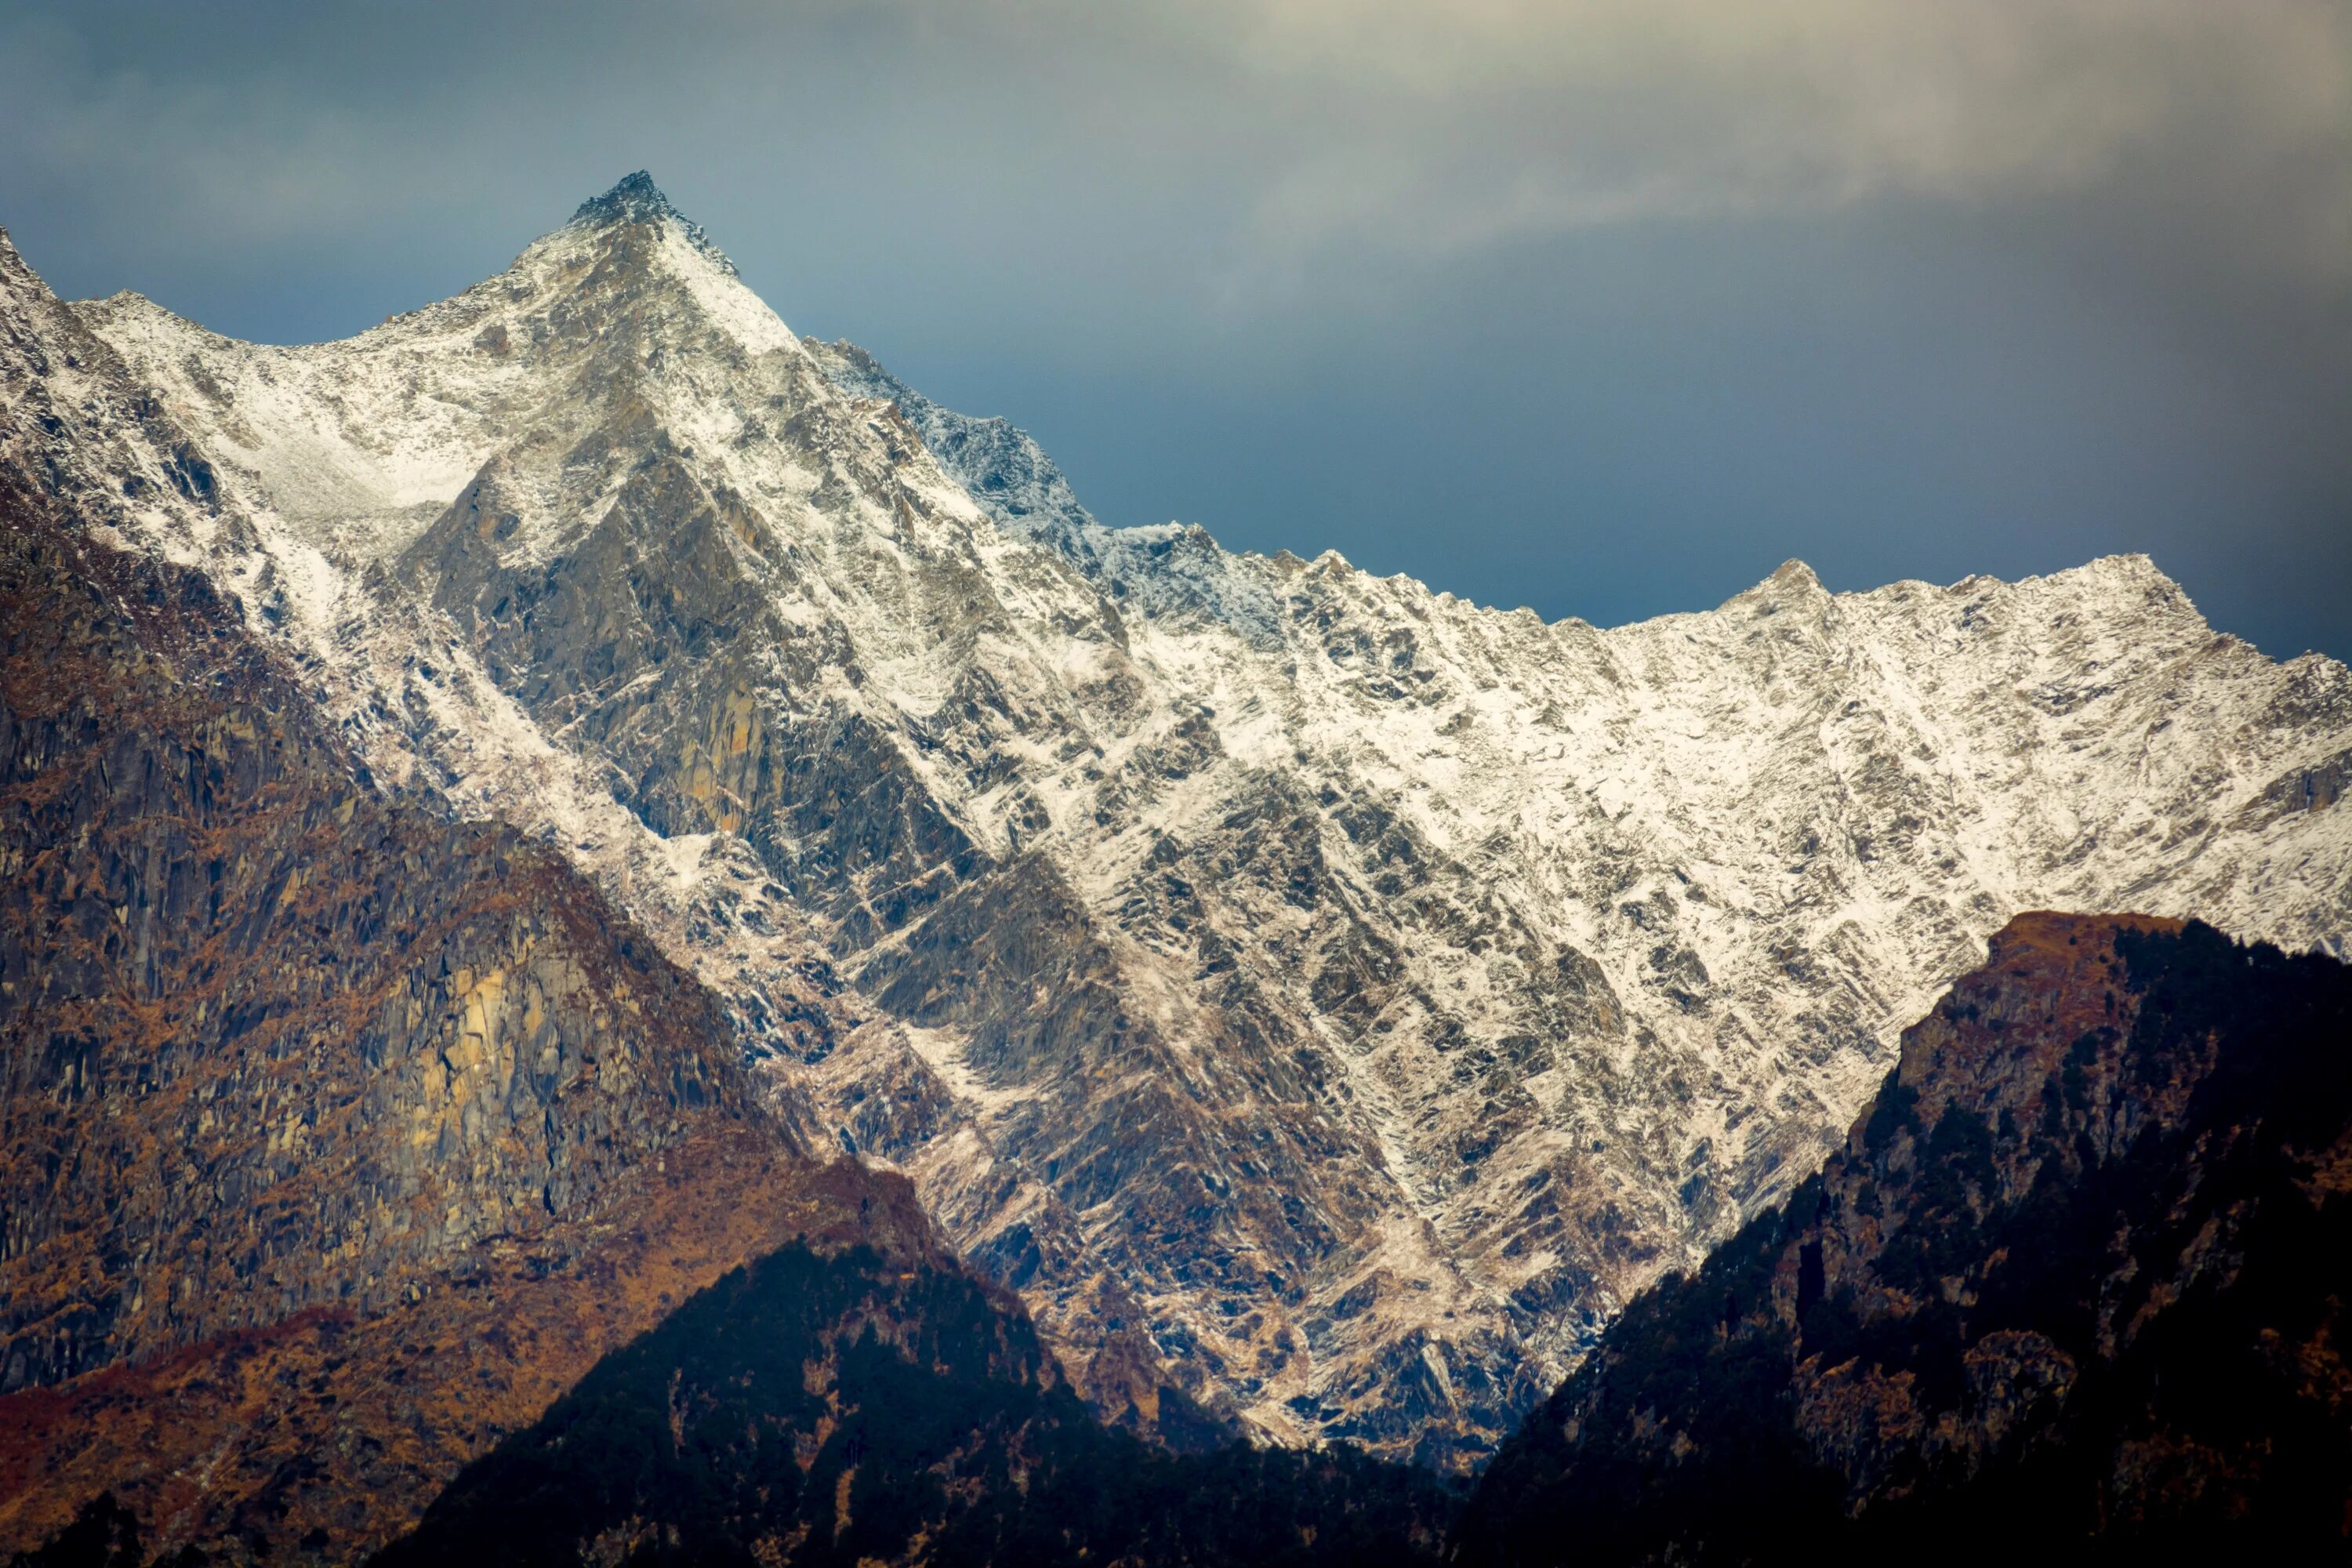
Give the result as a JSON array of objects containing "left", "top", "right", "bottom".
[{"left": 5, "top": 0, "right": 2346, "bottom": 659}]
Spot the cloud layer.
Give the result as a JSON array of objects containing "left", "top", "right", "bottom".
[{"left": 1219, "top": 0, "right": 2347, "bottom": 264}]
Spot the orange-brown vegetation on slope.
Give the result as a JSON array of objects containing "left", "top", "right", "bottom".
[
  {"left": 0, "top": 500, "right": 751, "bottom": 1389},
  {"left": 1888, "top": 909, "right": 2187, "bottom": 1123},
  {"left": 0, "top": 1129, "right": 935, "bottom": 1561}
]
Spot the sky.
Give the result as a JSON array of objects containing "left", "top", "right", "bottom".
[{"left": 3, "top": 0, "right": 2347, "bottom": 659}]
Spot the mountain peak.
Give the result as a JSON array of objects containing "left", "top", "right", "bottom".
[
  {"left": 566, "top": 171, "right": 738, "bottom": 276},
  {"left": 1725, "top": 557, "right": 1828, "bottom": 614},
  {"left": 572, "top": 171, "right": 676, "bottom": 227}
]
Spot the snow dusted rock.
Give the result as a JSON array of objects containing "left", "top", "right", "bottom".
[{"left": 20, "top": 176, "right": 2350, "bottom": 1468}]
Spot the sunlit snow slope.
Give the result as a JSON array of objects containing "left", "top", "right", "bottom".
[{"left": 23, "top": 174, "right": 2348, "bottom": 1467}]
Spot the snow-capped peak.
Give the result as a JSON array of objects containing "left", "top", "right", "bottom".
[
  {"left": 572, "top": 169, "right": 677, "bottom": 225},
  {"left": 566, "top": 169, "right": 741, "bottom": 278}
]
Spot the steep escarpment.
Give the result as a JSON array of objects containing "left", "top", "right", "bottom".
[
  {"left": 1454, "top": 913, "right": 2352, "bottom": 1563},
  {"left": 0, "top": 475, "right": 934, "bottom": 1559}
]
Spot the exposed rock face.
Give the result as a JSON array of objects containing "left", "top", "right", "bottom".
[
  {"left": 0, "top": 500, "right": 747, "bottom": 1394},
  {"left": 1454, "top": 913, "right": 2352, "bottom": 1563},
  {"left": 15, "top": 173, "right": 2350, "bottom": 1466}
]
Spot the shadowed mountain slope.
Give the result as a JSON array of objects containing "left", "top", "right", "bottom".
[
  {"left": 1454, "top": 912, "right": 2352, "bottom": 1564},
  {"left": 374, "top": 1240, "right": 1455, "bottom": 1568}
]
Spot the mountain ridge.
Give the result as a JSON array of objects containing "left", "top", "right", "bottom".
[{"left": 5, "top": 176, "right": 2347, "bottom": 1465}]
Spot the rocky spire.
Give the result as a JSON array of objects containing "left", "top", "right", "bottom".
[
  {"left": 572, "top": 170, "right": 677, "bottom": 226},
  {"left": 568, "top": 171, "right": 737, "bottom": 273}
]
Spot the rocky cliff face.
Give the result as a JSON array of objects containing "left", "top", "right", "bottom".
[
  {"left": 15, "top": 173, "right": 2350, "bottom": 1467},
  {"left": 0, "top": 280, "right": 943, "bottom": 1560},
  {"left": 1454, "top": 912, "right": 2352, "bottom": 1563},
  {"left": 0, "top": 498, "right": 750, "bottom": 1392}
]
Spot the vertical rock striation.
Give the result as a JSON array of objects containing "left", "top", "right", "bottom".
[{"left": 0, "top": 488, "right": 746, "bottom": 1392}]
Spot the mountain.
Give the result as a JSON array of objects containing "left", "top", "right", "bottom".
[
  {"left": 0, "top": 463, "right": 1425, "bottom": 1568},
  {"left": 372, "top": 1241, "right": 1453, "bottom": 1568},
  {"left": 0, "top": 241, "right": 944, "bottom": 1560},
  {"left": 12, "top": 172, "right": 2346, "bottom": 1468},
  {"left": 1452, "top": 912, "right": 2352, "bottom": 1563}
]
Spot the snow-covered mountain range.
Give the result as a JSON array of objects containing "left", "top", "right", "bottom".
[{"left": 7, "top": 173, "right": 2346, "bottom": 1466}]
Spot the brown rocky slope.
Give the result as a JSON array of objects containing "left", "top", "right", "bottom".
[{"left": 0, "top": 474, "right": 938, "bottom": 1560}]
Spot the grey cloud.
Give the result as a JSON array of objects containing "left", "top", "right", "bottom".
[
  {"left": 10, "top": 2, "right": 2343, "bottom": 305},
  {"left": 0, "top": 0, "right": 2344, "bottom": 659}
]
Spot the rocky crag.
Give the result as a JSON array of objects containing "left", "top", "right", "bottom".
[
  {"left": 9, "top": 172, "right": 2350, "bottom": 1466},
  {"left": 0, "top": 494, "right": 748, "bottom": 1392},
  {"left": 1454, "top": 912, "right": 2352, "bottom": 1563}
]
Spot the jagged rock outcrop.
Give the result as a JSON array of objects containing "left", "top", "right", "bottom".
[
  {"left": 12, "top": 174, "right": 2350, "bottom": 1467},
  {"left": 1453, "top": 913, "right": 2352, "bottom": 1563}
]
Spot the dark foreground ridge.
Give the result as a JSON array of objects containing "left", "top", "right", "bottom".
[
  {"left": 1454, "top": 912, "right": 2352, "bottom": 1565},
  {"left": 374, "top": 1241, "right": 1457, "bottom": 1568}
]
